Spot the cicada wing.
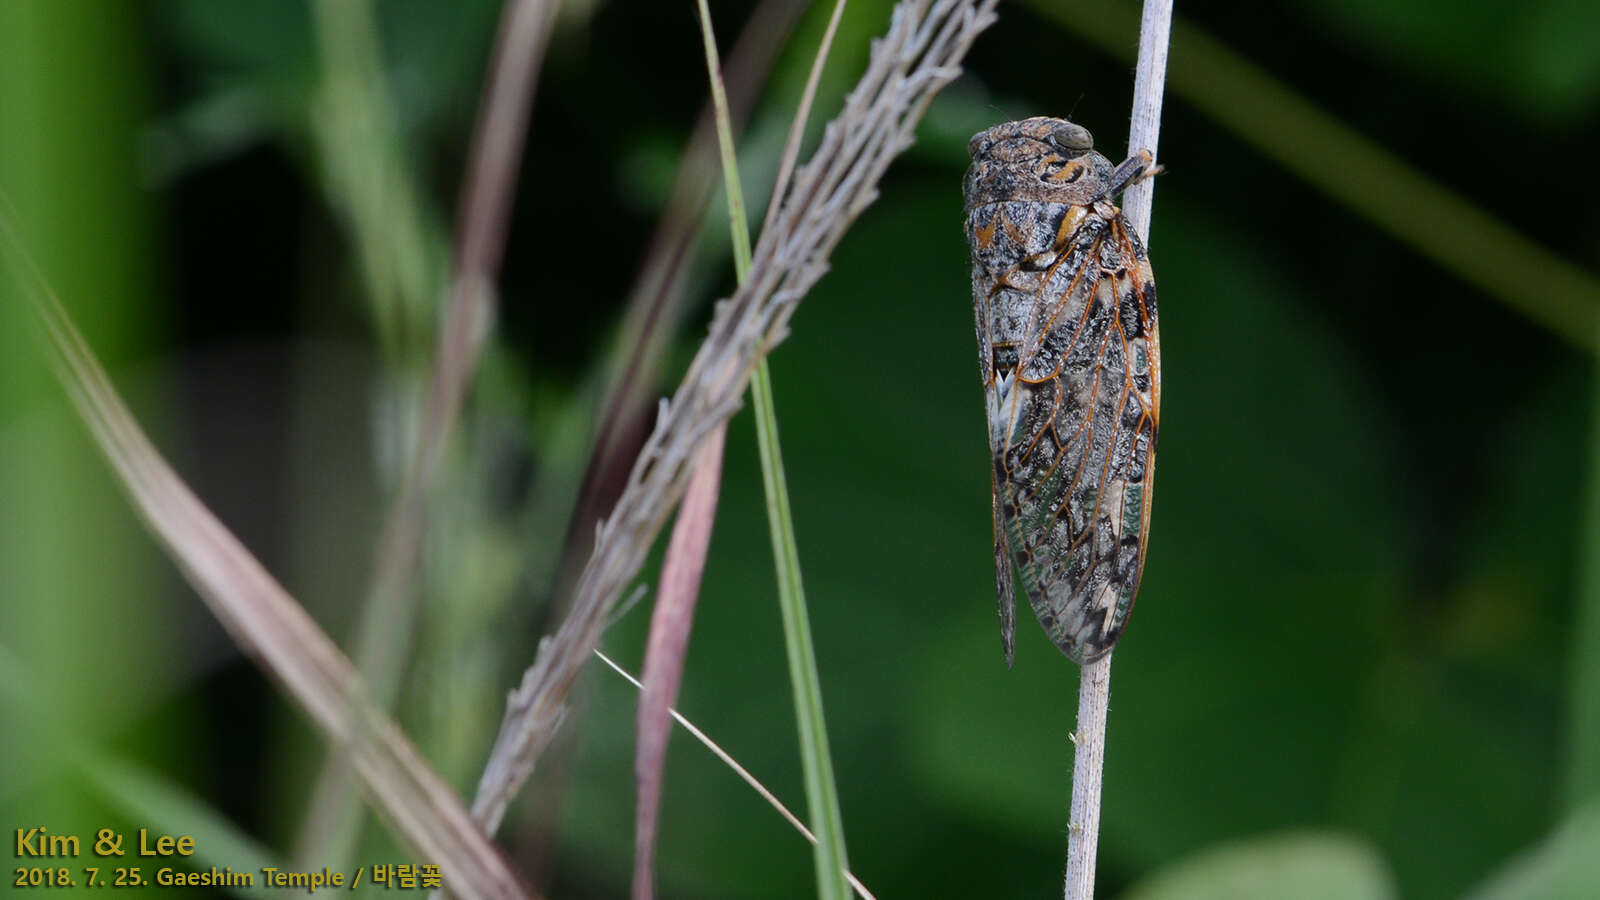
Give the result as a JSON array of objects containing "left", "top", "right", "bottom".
[
  {"left": 1015, "top": 217, "right": 1107, "bottom": 384},
  {"left": 998, "top": 218, "right": 1159, "bottom": 663},
  {"left": 992, "top": 474, "right": 1017, "bottom": 668},
  {"left": 973, "top": 260, "right": 1019, "bottom": 667}
]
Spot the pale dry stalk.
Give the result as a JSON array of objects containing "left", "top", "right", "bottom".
[{"left": 1063, "top": 1, "right": 1171, "bottom": 898}]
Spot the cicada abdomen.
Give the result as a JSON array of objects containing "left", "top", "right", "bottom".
[{"left": 963, "top": 117, "right": 1161, "bottom": 666}]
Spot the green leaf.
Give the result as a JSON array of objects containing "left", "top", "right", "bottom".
[
  {"left": 1119, "top": 831, "right": 1396, "bottom": 900},
  {"left": 1463, "top": 802, "right": 1600, "bottom": 900}
]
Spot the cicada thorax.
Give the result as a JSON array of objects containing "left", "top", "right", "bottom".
[{"left": 964, "top": 117, "right": 1160, "bottom": 666}]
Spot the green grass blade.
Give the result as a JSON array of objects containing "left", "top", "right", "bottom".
[
  {"left": 309, "top": 0, "right": 441, "bottom": 362},
  {"left": 696, "top": 0, "right": 753, "bottom": 280},
  {"left": 695, "top": 1, "right": 852, "bottom": 897},
  {"left": 749, "top": 355, "right": 853, "bottom": 900}
]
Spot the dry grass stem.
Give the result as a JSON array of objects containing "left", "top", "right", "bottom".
[
  {"left": 1064, "top": 653, "right": 1112, "bottom": 900},
  {"left": 469, "top": 0, "right": 1000, "bottom": 833},
  {"left": 1121, "top": 0, "right": 1171, "bottom": 244},
  {"left": 1064, "top": 2, "right": 1171, "bottom": 897}
]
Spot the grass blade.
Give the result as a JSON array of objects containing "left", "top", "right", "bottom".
[
  {"left": 750, "top": 356, "right": 852, "bottom": 899},
  {"left": 695, "top": 1, "right": 851, "bottom": 896},
  {"left": 297, "top": 0, "right": 558, "bottom": 868},
  {"left": 0, "top": 210, "right": 532, "bottom": 900}
]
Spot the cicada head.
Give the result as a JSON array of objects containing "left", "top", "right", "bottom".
[{"left": 963, "top": 117, "right": 1116, "bottom": 212}]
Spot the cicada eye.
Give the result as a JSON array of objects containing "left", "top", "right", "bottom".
[{"left": 1049, "top": 122, "right": 1094, "bottom": 155}]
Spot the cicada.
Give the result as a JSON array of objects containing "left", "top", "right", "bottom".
[{"left": 963, "top": 117, "right": 1161, "bottom": 666}]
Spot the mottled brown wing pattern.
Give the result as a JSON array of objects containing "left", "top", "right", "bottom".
[{"left": 964, "top": 117, "right": 1160, "bottom": 665}]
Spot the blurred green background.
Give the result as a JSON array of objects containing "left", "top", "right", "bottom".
[{"left": 3, "top": 0, "right": 1600, "bottom": 898}]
